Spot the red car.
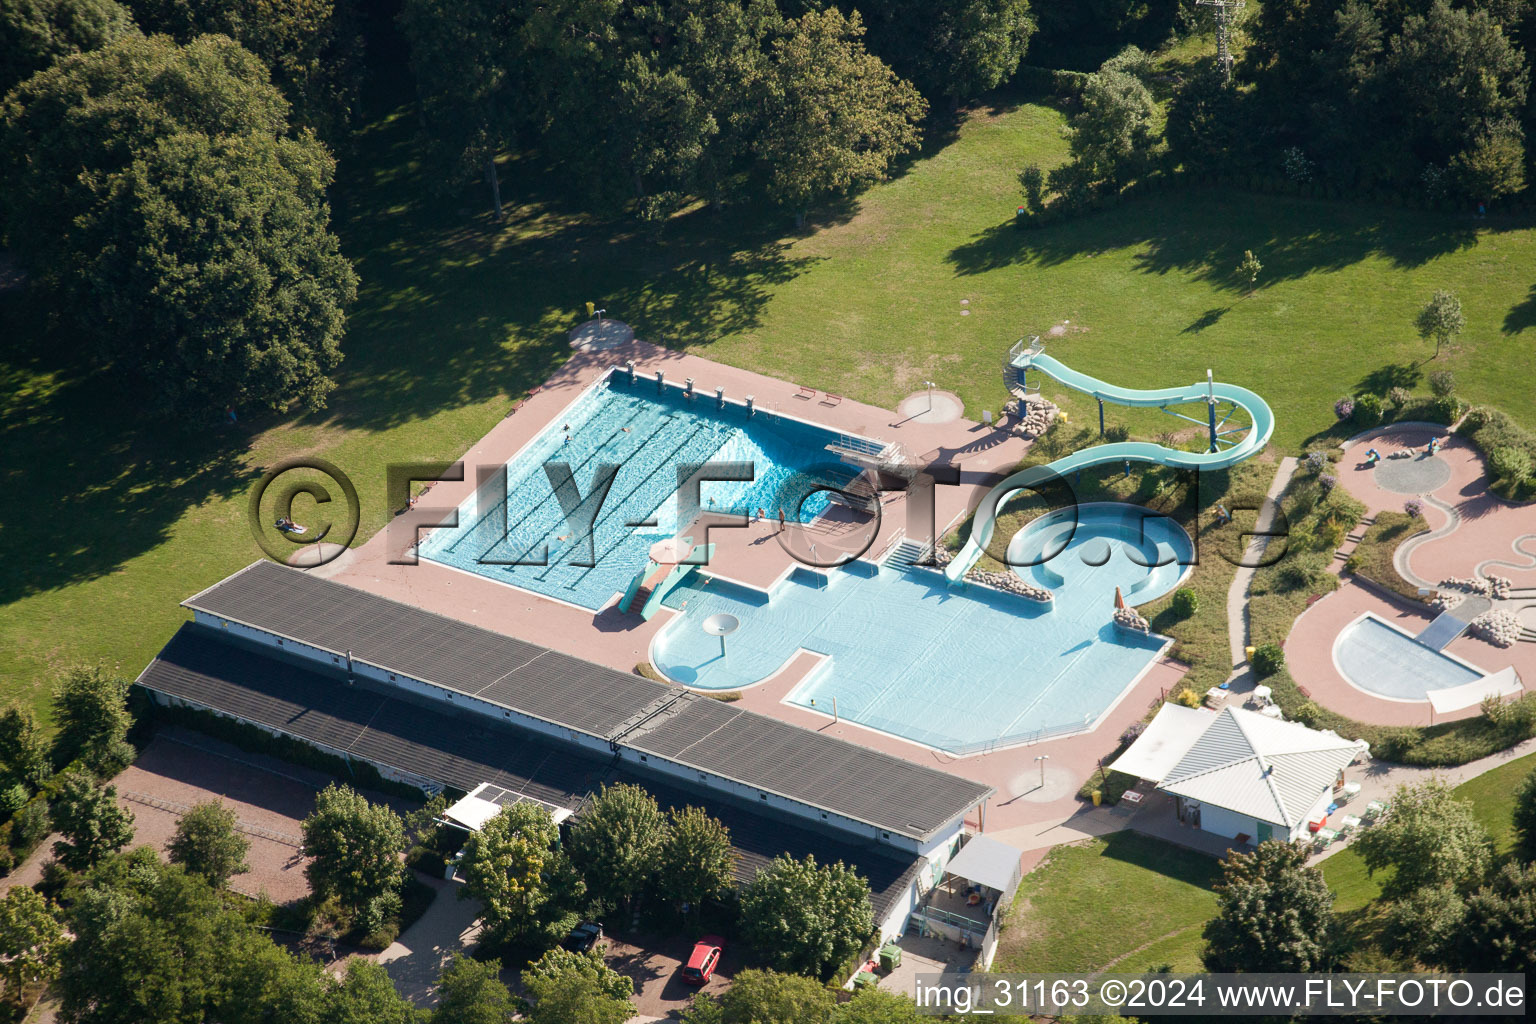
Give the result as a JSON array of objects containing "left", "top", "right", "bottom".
[{"left": 681, "top": 936, "right": 724, "bottom": 986}]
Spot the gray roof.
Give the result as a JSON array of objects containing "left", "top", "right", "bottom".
[
  {"left": 135, "top": 625, "right": 924, "bottom": 917},
  {"left": 184, "top": 560, "right": 673, "bottom": 741},
  {"left": 1159, "top": 707, "right": 1367, "bottom": 828},
  {"left": 181, "top": 562, "right": 992, "bottom": 841}
]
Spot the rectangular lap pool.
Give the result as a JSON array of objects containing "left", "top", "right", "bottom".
[{"left": 417, "top": 373, "right": 834, "bottom": 609}]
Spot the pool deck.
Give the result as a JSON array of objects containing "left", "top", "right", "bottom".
[{"left": 320, "top": 340, "right": 1191, "bottom": 834}]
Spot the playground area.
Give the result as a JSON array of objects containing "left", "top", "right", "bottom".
[{"left": 1285, "top": 424, "right": 1535, "bottom": 725}]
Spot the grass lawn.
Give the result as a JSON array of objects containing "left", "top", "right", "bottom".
[
  {"left": 994, "top": 832, "right": 1220, "bottom": 974},
  {"left": 4, "top": 65, "right": 1536, "bottom": 717}
]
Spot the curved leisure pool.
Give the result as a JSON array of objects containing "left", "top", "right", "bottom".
[{"left": 652, "top": 503, "right": 1195, "bottom": 754}]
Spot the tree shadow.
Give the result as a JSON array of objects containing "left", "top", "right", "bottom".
[
  {"left": 0, "top": 305, "right": 253, "bottom": 605},
  {"left": 1181, "top": 307, "right": 1230, "bottom": 334},
  {"left": 1356, "top": 363, "right": 1421, "bottom": 395},
  {"left": 1503, "top": 282, "right": 1536, "bottom": 335},
  {"left": 315, "top": 107, "right": 823, "bottom": 434},
  {"left": 946, "top": 189, "right": 1482, "bottom": 286}
]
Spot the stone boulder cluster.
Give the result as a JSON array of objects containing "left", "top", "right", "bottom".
[
  {"left": 964, "top": 567, "right": 1052, "bottom": 602},
  {"left": 1471, "top": 609, "right": 1521, "bottom": 648},
  {"left": 1437, "top": 573, "right": 1513, "bottom": 601},
  {"left": 1113, "top": 606, "right": 1150, "bottom": 633},
  {"left": 1004, "top": 395, "right": 1059, "bottom": 439}
]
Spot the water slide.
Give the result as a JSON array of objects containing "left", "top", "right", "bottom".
[{"left": 945, "top": 339, "right": 1275, "bottom": 581}]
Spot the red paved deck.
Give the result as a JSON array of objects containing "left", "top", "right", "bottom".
[{"left": 323, "top": 341, "right": 1190, "bottom": 833}]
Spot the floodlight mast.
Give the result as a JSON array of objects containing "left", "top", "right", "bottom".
[{"left": 1197, "top": 0, "right": 1246, "bottom": 82}]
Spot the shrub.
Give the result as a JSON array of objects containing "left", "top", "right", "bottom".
[
  {"left": 1104, "top": 424, "right": 1131, "bottom": 442},
  {"left": 1429, "top": 396, "right": 1460, "bottom": 424},
  {"left": 1171, "top": 588, "right": 1200, "bottom": 618},
  {"left": 1304, "top": 451, "right": 1327, "bottom": 473},
  {"left": 1353, "top": 393, "right": 1384, "bottom": 426},
  {"left": 1251, "top": 643, "right": 1285, "bottom": 677},
  {"left": 1173, "top": 687, "right": 1203, "bottom": 708},
  {"left": 1318, "top": 473, "right": 1338, "bottom": 494},
  {"left": 1334, "top": 397, "right": 1355, "bottom": 420},
  {"left": 1387, "top": 386, "right": 1411, "bottom": 408},
  {"left": 1404, "top": 498, "right": 1425, "bottom": 518},
  {"left": 1278, "top": 551, "right": 1332, "bottom": 591},
  {"left": 1491, "top": 446, "right": 1532, "bottom": 483},
  {"left": 1429, "top": 370, "right": 1457, "bottom": 397}
]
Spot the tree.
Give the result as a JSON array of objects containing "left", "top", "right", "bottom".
[
  {"left": 739, "top": 854, "right": 874, "bottom": 979},
  {"left": 0, "top": 0, "right": 135, "bottom": 96},
  {"left": 1355, "top": 779, "right": 1492, "bottom": 898},
  {"left": 300, "top": 784, "right": 406, "bottom": 926},
  {"left": 0, "top": 705, "right": 52, "bottom": 790},
  {"left": 566, "top": 782, "right": 667, "bottom": 912},
  {"left": 1413, "top": 289, "right": 1466, "bottom": 359},
  {"left": 1066, "top": 67, "right": 1157, "bottom": 186},
  {"left": 168, "top": 801, "right": 251, "bottom": 889},
  {"left": 655, "top": 805, "right": 737, "bottom": 913},
  {"left": 51, "top": 665, "right": 131, "bottom": 772},
  {"left": 1512, "top": 766, "right": 1536, "bottom": 862},
  {"left": 1451, "top": 128, "right": 1527, "bottom": 199},
  {"left": 123, "top": 0, "right": 362, "bottom": 142},
  {"left": 1018, "top": 164, "right": 1045, "bottom": 212},
  {"left": 458, "top": 802, "right": 582, "bottom": 947},
  {"left": 519, "top": 946, "right": 634, "bottom": 1024},
  {"left": 397, "top": 0, "right": 524, "bottom": 219},
  {"left": 431, "top": 954, "right": 515, "bottom": 1024},
  {"left": 325, "top": 959, "right": 426, "bottom": 1024},
  {"left": 1238, "top": 250, "right": 1263, "bottom": 292},
  {"left": 1202, "top": 840, "right": 1337, "bottom": 972},
  {"left": 1446, "top": 860, "right": 1536, "bottom": 971},
  {"left": 755, "top": 8, "right": 926, "bottom": 226},
  {"left": 51, "top": 771, "right": 134, "bottom": 870},
  {"left": 0, "top": 886, "right": 66, "bottom": 1005},
  {"left": 0, "top": 34, "right": 357, "bottom": 418},
  {"left": 59, "top": 856, "right": 330, "bottom": 1024},
  {"left": 861, "top": 0, "right": 1034, "bottom": 105},
  {"left": 719, "top": 969, "right": 834, "bottom": 1024},
  {"left": 833, "top": 988, "right": 931, "bottom": 1023}
]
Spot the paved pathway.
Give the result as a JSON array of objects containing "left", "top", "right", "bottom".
[
  {"left": 1223, "top": 457, "right": 1300, "bottom": 689},
  {"left": 377, "top": 875, "right": 484, "bottom": 1007}
]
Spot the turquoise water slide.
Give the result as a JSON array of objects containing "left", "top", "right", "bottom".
[{"left": 945, "top": 339, "right": 1275, "bottom": 582}]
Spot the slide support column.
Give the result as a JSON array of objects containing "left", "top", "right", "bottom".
[{"left": 1098, "top": 398, "right": 1105, "bottom": 438}]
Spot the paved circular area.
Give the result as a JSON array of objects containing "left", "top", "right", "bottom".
[
  {"left": 568, "top": 318, "right": 635, "bottom": 350},
  {"left": 896, "top": 389, "right": 964, "bottom": 424},
  {"left": 1005, "top": 763, "right": 1080, "bottom": 803},
  {"left": 286, "top": 542, "right": 348, "bottom": 567},
  {"left": 1372, "top": 453, "right": 1452, "bottom": 494}
]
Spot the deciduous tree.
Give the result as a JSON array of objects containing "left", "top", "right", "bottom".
[
  {"left": 458, "top": 802, "right": 583, "bottom": 947},
  {"left": 1355, "top": 778, "right": 1492, "bottom": 898},
  {"left": 0, "top": 0, "right": 135, "bottom": 96},
  {"left": 51, "top": 771, "right": 134, "bottom": 870},
  {"left": 520, "top": 946, "right": 634, "bottom": 1024},
  {"left": 719, "top": 969, "right": 834, "bottom": 1024},
  {"left": 1413, "top": 290, "right": 1466, "bottom": 359},
  {"left": 1066, "top": 66, "right": 1157, "bottom": 186},
  {"left": 655, "top": 805, "right": 736, "bottom": 912},
  {"left": 755, "top": 8, "right": 925, "bottom": 226},
  {"left": 0, "top": 705, "right": 52, "bottom": 790},
  {"left": 739, "top": 854, "right": 873, "bottom": 979},
  {"left": 431, "top": 953, "right": 516, "bottom": 1024},
  {"left": 51, "top": 666, "right": 131, "bottom": 772},
  {"left": 168, "top": 801, "right": 250, "bottom": 889},
  {"left": 300, "top": 784, "right": 406, "bottom": 926},
  {"left": 566, "top": 782, "right": 667, "bottom": 912},
  {"left": 0, "top": 886, "right": 66, "bottom": 1004},
  {"left": 1202, "top": 840, "right": 1338, "bottom": 972}
]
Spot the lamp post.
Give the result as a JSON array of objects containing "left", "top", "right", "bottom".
[
  {"left": 925, "top": 381, "right": 935, "bottom": 412},
  {"left": 1035, "top": 754, "right": 1050, "bottom": 787}
]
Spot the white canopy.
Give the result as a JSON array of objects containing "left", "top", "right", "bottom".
[
  {"left": 1427, "top": 666, "right": 1524, "bottom": 715},
  {"left": 442, "top": 782, "right": 573, "bottom": 832},
  {"left": 1109, "top": 704, "right": 1213, "bottom": 783},
  {"left": 944, "top": 834, "right": 1022, "bottom": 894}
]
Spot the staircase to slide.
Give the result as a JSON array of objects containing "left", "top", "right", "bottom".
[{"left": 946, "top": 337, "right": 1276, "bottom": 582}]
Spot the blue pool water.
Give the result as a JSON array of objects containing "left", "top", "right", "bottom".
[
  {"left": 418, "top": 374, "right": 836, "bottom": 609},
  {"left": 1334, "top": 616, "right": 1484, "bottom": 701},
  {"left": 652, "top": 506, "right": 1193, "bottom": 753}
]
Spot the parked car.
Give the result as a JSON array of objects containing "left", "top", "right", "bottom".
[
  {"left": 561, "top": 922, "right": 603, "bottom": 953},
  {"left": 681, "top": 936, "right": 724, "bottom": 986}
]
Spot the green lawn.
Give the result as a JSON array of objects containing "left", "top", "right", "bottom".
[
  {"left": 994, "top": 832, "right": 1221, "bottom": 974},
  {"left": 4, "top": 73, "right": 1536, "bottom": 717}
]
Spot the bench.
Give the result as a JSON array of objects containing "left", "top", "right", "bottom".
[
  {"left": 820, "top": 393, "right": 843, "bottom": 406},
  {"left": 795, "top": 385, "right": 816, "bottom": 400}
]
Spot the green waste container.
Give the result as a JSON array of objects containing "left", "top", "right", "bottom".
[
  {"left": 879, "top": 943, "right": 902, "bottom": 972},
  {"left": 853, "top": 971, "right": 878, "bottom": 989}
]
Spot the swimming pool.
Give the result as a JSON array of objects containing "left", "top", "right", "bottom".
[
  {"left": 418, "top": 373, "right": 839, "bottom": 609},
  {"left": 651, "top": 504, "right": 1191, "bottom": 753},
  {"left": 1333, "top": 614, "right": 1485, "bottom": 701}
]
